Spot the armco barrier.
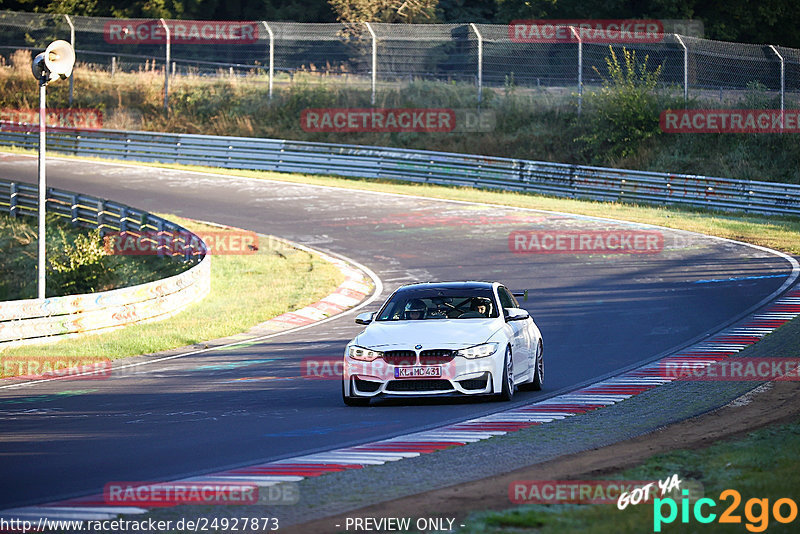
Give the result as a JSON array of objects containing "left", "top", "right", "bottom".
[
  {"left": 1, "top": 127, "right": 799, "bottom": 216},
  {"left": 0, "top": 178, "right": 210, "bottom": 347}
]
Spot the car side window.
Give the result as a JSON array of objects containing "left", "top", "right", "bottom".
[{"left": 498, "top": 286, "right": 515, "bottom": 309}]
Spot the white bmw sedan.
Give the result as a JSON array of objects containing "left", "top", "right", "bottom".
[{"left": 342, "top": 281, "right": 543, "bottom": 406}]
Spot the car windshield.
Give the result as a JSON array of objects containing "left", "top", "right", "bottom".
[{"left": 376, "top": 288, "right": 499, "bottom": 321}]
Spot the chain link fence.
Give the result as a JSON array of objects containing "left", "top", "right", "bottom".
[{"left": 1, "top": 9, "right": 798, "bottom": 110}]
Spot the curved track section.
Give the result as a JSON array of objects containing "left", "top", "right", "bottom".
[{"left": 0, "top": 153, "right": 795, "bottom": 511}]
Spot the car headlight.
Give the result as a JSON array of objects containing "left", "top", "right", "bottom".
[
  {"left": 455, "top": 342, "right": 499, "bottom": 359},
  {"left": 348, "top": 345, "right": 383, "bottom": 362}
]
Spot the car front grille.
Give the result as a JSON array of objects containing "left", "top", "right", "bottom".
[
  {"left": 419, "top": 349, "right": 454, "bottom": 364},
  {"left": 382, "top": 350, "right": 417, "bottom": 366},
  {"left": 385, "top": 379, "right": 453, "bottom": 392}
]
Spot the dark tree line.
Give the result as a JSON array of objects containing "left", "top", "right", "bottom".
[{"left": 1, "top": 0, "right": 798, "bottom": 47}]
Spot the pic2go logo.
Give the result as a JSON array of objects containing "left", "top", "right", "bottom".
[{"left": 653, "top": 489, "right": 798, "bottom": 532}]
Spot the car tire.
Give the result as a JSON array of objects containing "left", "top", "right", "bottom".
[
  {"left": 497, "top": 346, "right": 514, "bottom": 401},
  {"left": 531, "top": 340, "right": 544, "bottom": 391},
  {"left": 342, "top": 378, "right": 370, "bottom": 407}
]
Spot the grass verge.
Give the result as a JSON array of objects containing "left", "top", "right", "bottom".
[
  {"left": 460, "top": 416, "right": 800, "bottom": 533},
  {"left": 0, "top": 215, "right": 345, "bottom": 364}
]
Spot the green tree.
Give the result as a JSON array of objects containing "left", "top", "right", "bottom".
[
  {"left": 328, "top": 0, "right": 439, "bottom": 23},
  {"left": 576, "top": 46, "right": 667, "bottom": 163}
]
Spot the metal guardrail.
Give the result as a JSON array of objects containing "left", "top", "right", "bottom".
[
  {"left": 0, "top": 177, "right": 210, "bottom": 347},
  {"left": 1, "top": 127, "right": 799, "bottom": 216}
]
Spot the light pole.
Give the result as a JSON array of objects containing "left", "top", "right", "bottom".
[{"left": 31, "top": 40, "right": 75, "bottom": 300}]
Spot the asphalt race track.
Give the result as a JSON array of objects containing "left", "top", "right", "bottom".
[{"left": 0, "top": 154, "right": 794, "bottom": 509}]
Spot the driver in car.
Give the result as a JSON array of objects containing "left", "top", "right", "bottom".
[
  {"left": 404, "top": 299, "right": 427, "bottom": 320},
  {"left": 471, "top": 297, "right": 491, "bottom": 317}
]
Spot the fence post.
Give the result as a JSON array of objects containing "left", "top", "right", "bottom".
[
  {"left": 469, "top": 23, "right": 483, "bottom": 106},
  {"left": 675, "top": 34, "right": 688, "bottom": 108},
  {"left": 261, "top": 22, "right": 274, "bottom": 102},
  {"left": 64, "top": 14, "right": 75, "bottom": 107},
  {"left": 769, "top": 45, "right": 785, "bottom": 131},
  {"left": 364, "top": 22, "right": 377, "bottom": 105},
  {"left": 160, "top": 18, "right": 170, "bottom": 111},
  {"left": 569, "top": 26, "right": 582, "bottom": 115}
]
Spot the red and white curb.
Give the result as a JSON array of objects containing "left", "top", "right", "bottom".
[{"left": 3, "top": 288, "right": 798, "bottom": 523}]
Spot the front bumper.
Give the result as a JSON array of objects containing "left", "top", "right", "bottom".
[{"left": 343, "top": 353, "right": 502, "bottom": 398}]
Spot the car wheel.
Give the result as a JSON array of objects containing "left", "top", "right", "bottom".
[
  {"left": 497, "top": 346, "right": 514, "bottom": 401},
  {"left": 531, "top": 340, "right": 544, "bottom": 391},
  {"left": 342, "top": 378, "right": 370, "bottom": 407}
]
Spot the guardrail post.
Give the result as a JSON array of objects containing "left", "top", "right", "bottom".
[
  {"left": 64, "top": 15, "right": 75, "bottom": 107},
  {"left": 9, "top": 182, "right": 18, "bottom": 218},
  {"left": 160, "top": 18, "right": 170, "bottom": 111},
  {"left": 769, "top": 45, "right": 785, "bottom": 131},
  {"left": 569, "top": 26, "right": 582, "bottom": 115},
  {"left": 119, "top": 206, "right": 128, "bottom": 232},
  {"left": 70, "top": 194, "right": 78, "bottom": 225},
  {"left": 469, "top": 23, "right": 483, "bottom": 106},
  {"left": 156, "top": 218, "right": 165, "bottom": 256},
  {"left": 96, "top": 199, "right": 104, "bottom": 231},
  {"left": 262, "top": 22, "right": 274, "bottom": 102},
  {"left": 364, "top": 22, "right": 377, "bottom": 106},
  {"left": 675, "top": 34, "right": 688, "bottom": 108}
]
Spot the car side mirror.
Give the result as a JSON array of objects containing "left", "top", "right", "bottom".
[
  {"left": 504, "top": 308, "right": 530, "bottom": 322},
  {"left": 355, "top": 312, "right": 374, "bottom": 325}
]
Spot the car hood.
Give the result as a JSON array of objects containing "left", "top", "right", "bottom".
[{"left": 354, "top": 318, "right": 502, "bottom": 349}]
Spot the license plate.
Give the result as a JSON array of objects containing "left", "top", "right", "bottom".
[{"left": 394, "top": 366, "right": 442, "bottom": 379}]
